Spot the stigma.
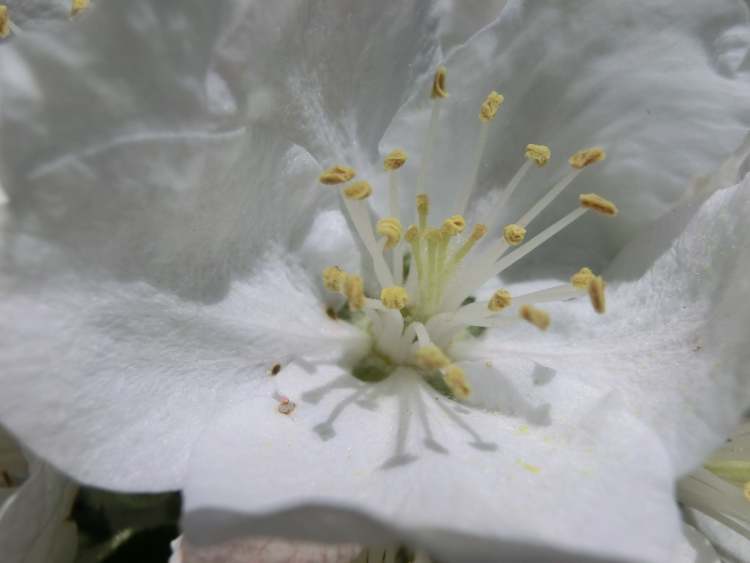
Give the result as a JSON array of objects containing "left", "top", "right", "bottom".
[{"left": 318, "top": 66, "right": 616, "bottom": 399}]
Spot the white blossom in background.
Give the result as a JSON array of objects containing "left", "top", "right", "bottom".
[{"left": 0, "top": 1, "right": 750, "bottom": 562}]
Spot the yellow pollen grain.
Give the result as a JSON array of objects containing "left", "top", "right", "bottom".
[
  {"left": 71, "top": 0, "right": 89, "bottom": 16},
  {"left": 344, "top": 274, "right": 365, "bottom": 311},
  {"left": 520, "top": 304, "right": 550, "bottom": 331},
  {"left": 431, "top": 66, "right": 448, "bottom": 99},
  {"left": 569, "top": 147, "right": 606, "bottom": 169},
  {"left": 470, "top": 223, "right": 488, "bottom": 241},
  {"left": 376, "top": 217, "right": 402, "bottom": 249},
  {"left": 580, "top": 193, "right": 618, "bottom": 216},
  {"left": 479, "top": 91, "right": 504, "bottom": 122},
  {"left": 322, "top": 266, "right": 346, "bottom": 292},
  {"left": 442, "top": 215, "right": 466, "bottom": 236},
  {"left": 380, "top": 286, "right": 409, "bottom": 309},
  {"left": 343, "top": 180, "right": 373, "bottom": 200},
  {"left": 525, "top": 144, "right": 551, "bottom": 166},
  {"left": 570, "top": 267, "right": 594, "bottom": 289},
  {"left": 319, "top": 164, "right": 356, "bottom": 185},
  {"left": 488, "top": 289, "right": 512, "bottom": 312},
  {"left": 588, "top": 275, "right": 606, "bottom": 314},
  {"left": 503, "top": 224, "right": 526, "bottom": 246},
  {"left": 0, "top": 5, "right": 9, "bottom": 38},
  {"left": 405, "top": 224, "right": 419, "bottom": 242},
  {"left": 415, "top": 345, "right": 451, "bottom": 370},
  {"left": 384, "top": 148, "right": 408, "bottom": 171},
  {"left": 443, "top": 365, "right": 471, "bottom": 400}
]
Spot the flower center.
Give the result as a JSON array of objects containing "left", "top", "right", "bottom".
[{"left": 319, "top": 67, "right": 615, "bottom": 398}]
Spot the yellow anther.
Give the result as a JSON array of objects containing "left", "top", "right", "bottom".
[
  {"left": 322, "top": 266, "right": 346, "bottom": 292},
  {"left": 569, "top": 147, "right": 606, "bottom": 169},
  {"left": 479, "top": 91, "right": 504, "bottom": 122},
  {"left": 525, "top": 144, "right": 551, "bottom": 167},
  {"left": 415, "top": 345, "right": 451, "bottom": 370},
  {"left": 319, "top": 165, "right": 356, "bottom": 185},
  {"left": 431, "top": 66, "right": 448, "bottom": 99},
  {"left": 443, "top": 365, "right": 471, "bottom": 399},
  {"left": 503, "top": 224, "right": 526, "bottom": 246},
  {"left": 488, "top": 289, "right": 512, "bottom": 312},
  {"left": 580, "top": 193, "right": 618, "bottom": 216},
  {"left": 0, "top": 5, "right": 9, "bottom": 38},
  {"left": 588, "top": 275, "right": 606, "bottom": 314},
  {"left": 380, "top": 286, "right": 409, "bottom": 309},
  {"left": 520, "top": 304, "right": 550, "bottom": 331},
  {"left": 71, "top": 0, "right": 89, "bottom": 16},
  {"left": 343, "top": 180, "right": 373, "bottom": 200},
  {"left": 384, "top": 149, "right": 408, "bottom": 171},
  {"left": 570, "top": 267, "right": 594, "bottom": 289},
  {"left": 442, "top": 215, "right": 466, "bottom": 236},
  {"left": 405, "top": 224, "right": 419, "bottom": 242},
  {"left": 344, "top": 275, "right": 365, "bottom": 311},
  {"left": 470, "top": 223, "right": 487, "bottom": 241},
  {"left": 376, "top": 217, "right": 402, "bottom": 249},
  {"left": 416, "top": 193, "right": 429, "bottom": 215},
  {"left": 425, "top": 228, "right": 443, "bottom": 243}
]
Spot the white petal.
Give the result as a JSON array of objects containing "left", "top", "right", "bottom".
[
  {"left": 675, "top": 524, "right": 720, "bottom": 563},
  {"left": 688, "top": 509, "right": 750, "bottom": 562},
  {"left": 433, "top": 0, "right": 508, "bottom": 54}
]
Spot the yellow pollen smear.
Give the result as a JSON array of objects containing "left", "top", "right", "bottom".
[
  {"left": 525, "top": 144, "right": 551, "bottom": 166},
  {"left": 380, "top": 286, "right": 409, "bottom": 309},
  {"left": 442, "top": 215, "right": 466, "bottom": 236},
  {"left": 344, "top": 275, "right": 365, "bottom": 311},
  {"left": 580, "top": 193, "right": 618, "bottom": 216},
  {"left": 431, "top": 66, "right": 448, "bottom": 99},
  {"left": 343, "top": 180, "right": 373, "bottom": 200},
  {"left": 588, "top": 275, "right": 606, "bottom": 314},
  {"left": 384, "top": 149, "right": 408, "bottom": 171},
  {"left": 520, "top": 304, "right": 550, "bottom": 331},
  {"left": 569, "top": 147, "right": 606, "bottom": 169},
  {"left": 503, "top": 224, "right": 527, "bottom": 246},
  {"left": 376, "top": 217, "right": 402, "bottom": 249},
  {"left": 479, "top": 91, "right": 504, "bottom": 122},
  {"left": 443, "top": 365, "right": 471, "bottom": 399},
  {"left": 488, "top": 289, "right": 512, "bottom": 311},
  {"left": 416, "top": 345, "right": 451, "bottom": 369},
  {"left": 470, "top": 223, "right": 487, "bottom": 241},
  {"left": 322, "top": 266, "right": 346, "bottom": 292},
  {"left": 570, "top": 267, "right": 594, "bottom": 289},
  {"left": 405, "top": 224, "right": 419, "bottom": 242},
  {"left": 0, "top": 5, "right": 9, "bottom": 39},
  {"left": 319, "top": 165, "right": 356, "bottom": 185},
  {"left": 71, "top": 0, "right": 89, "bottom": 16}
]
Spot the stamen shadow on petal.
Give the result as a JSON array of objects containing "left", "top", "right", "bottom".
[
  {"left": 380, "top": 381, "right": 419, "bottom": 470},
  {"left": 301, "top": 374, "right": 360, "bottom": 405},
  {"left": 312, "top": 386, "right": 371, "bottom": 441}
]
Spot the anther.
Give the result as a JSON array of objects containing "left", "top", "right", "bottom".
[
  {"left": 322, "top": 266, "right": 346, "bottom": 292},
  {"left": 405, "top": 225, "right": 419, "bottom": 242},
  {"left": 343, "top": 180, "right": 373, "bottom": 200},
  {"left": 503, "top": 224, "right": 526, "bottom": 246},
  {"left": 344, "top": 275, "right": 365, "bottom": 311},
  {"left": 384, "top": 149, "right": 408, "bottom": 171},
  {"left": 0, "top": 5, "right": 9, "bottom": 38},
  {"left": 488, "top": 289, "right": 512, "bottom": 311},
  {"left": 442, "top": 215, "right": 466, "bottom": 236},
  {"left": 520, "top": 304, "right": 550, "bottom": 331},
  {"left": 525, "top": 144, "right": 551, "bottom": 166},
  {"left": 376, "top": 217, "right": 402, "bottom": 249},
  {"left": 431, "top": 66, "right": 448, "bottom": 99},
  {"left": 415, "top": 345, "right": 451, "bottom": 369},
  {"left": 270, "top": 363, "right": 282, "bottom": 376},
  {"left": 570, "top": 267, "right": 594, "bottom": 289},
  {"left": 579, "top": 193, "right": 618, "bottom": 216},
  {"left": 425, "top": 228, "right": 443, "bottom": 244},
  {"left": 443, "top": 365, "right": 471, "bottom": 399},
  {"left": 71, "top": 0, "right": 89, "bottom": 16},
  {"left": 479, "top": 91, "right": 504, "bottom": 122},
  {"left": 470, "top": 223, "right": 487, "bottom": 241},
  {"left": 319, "top": 165, "right": 356, "bottom": 185},
  {"left": 588, "top": 275, "right": 606, "bottom": 314},
  {"left": 380, "top": 286, "right": 409, "bottom": 309},
  {"left": 417, "top": 193, "right": 430, "bottom": 230},
  {"left": 569, "top": 147, "right": 606, "bottom": 169}
]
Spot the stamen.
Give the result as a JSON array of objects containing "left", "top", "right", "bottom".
[
  {"left": 442, "top": 215, "right": 466, "bottom": 236},
  {"left": 344, "top": 275, "right": 365, "bottom": 311},
  {"left": 381, "top": 286, "right": 409, "bottom": 310},
  {"left": 431, "top": 66, "right": 448, "bottom": 99},
  {"left": 71, "top": 0, "right": 89, "bottom": 16},
  {"left": 579, "top": 193, "right": 618, "bottom": 216},
  {"left": 376, "top": 217, "right": 402, "bottom": 250},
  {"left": 520, "top": 304, "right": 550, "bottom": 331},
  {"left": 417, "top": 67, "right": 447, "bottom": 197},
  {"left": 569, "top": 147, "right": 606, "bottom": 169},
  {"left": 488, "top": 289, "right": 512, "bottom": 311},
  {"left": 588, "top": 275, "right": 606, "bottom": 314},
  {"left": 416, "top": 345, "right": 451, "bottom": 369},
  {"left": 384, "top": 149, "right": 407, "bottom": 171},
  {"left": 570, "top": 267, "right": 594, "bottom": 289},
  {"left": 417, "top": 194, "right": 430, "bottom": 231},
  {"left": 319, "top": 164, "right": 356, "bottom": 185},
  {"left": 525, "top": 144, "right": 551, "bottom": 166},
  {"left": 448, "top": 223, "right": 486, "bottom": 267},
  {"left": 322, "top": 265, "right": 346, "bottom": 292},
  {"left": 442, "top": 365, "right": 471, "bottom": 399},
  {"left": 503, "top": 224, "right": 526, "bottom": 246},
  {"left": 0, "top": 5, "right": 10, "bottom": 38},
  {"left": 343, "top": 181, "right": 373, "bottom": 200},
  {"left": 385, "top": 149, "right": 407, "bottom": 218},
  {"left": 479, "top": 91, "right": 504, "bottom": 123}
]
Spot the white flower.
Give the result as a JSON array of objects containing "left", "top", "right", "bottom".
[{"left": 1, "top": 0, "right": 750, "bottom": 561}]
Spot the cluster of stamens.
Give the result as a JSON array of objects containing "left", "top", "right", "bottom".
[{"left": 320, "top": 67, "right": 616, "bottom": 399}]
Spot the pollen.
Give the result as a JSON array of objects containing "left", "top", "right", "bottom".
[
  {"left": 525, "top": 144, "right": 551, "bottom": 166},
  {"left": 405, "top": 224, "right": 419, "bottom": 242},
  {"left": 503, "top": 224, "right": 527, "bottom": 246},
  {"left": 384, "top": 149, "right": 408, "bottom": 171},
  {"left": 319, "top": 164, "right": 356, "bottom": 185},
  {"left": 380, "top": 286, "right": 409, "bottom": 309},
  {"left": 344, "top": 275, "right": 365, "bottom": 311},
  {"left": 0, "top": 5, "right": 9, "bottom": 38},
  {"left": 343, "top": 180, "right": 373, "bottom": 200},
  {"left": 470, "top": 223, "right": 488, "bottom": 241},
  {"left": 588, "top": 275, "right": 606, "bottom": 314},
  {"left": 520, "top": 304, "right": 550, "bottom": 331},
  {"left": 479, "top": 91, "right": 504, "bottom": 122},
  {"left": 431, "top": 66, "right": 448, "bottom": 99},
  {"left": 442, "top": 215, "right": 466, "bottom": 236},
  {"left": 71, "top": 0, "right": 89, "bottom": 16},
  {"left": 415, "top": 345, "right": 451, "bottom": 369},
  {"left": 580, "top": 193, "right": 618, "bottom": 216},
  {"left": 488, "top": 289, "right": 512, "bottom": 311},
  {"left": 569, "top": 147, "right": 606, "bottom": 169},
  {"left": 322, "top": 266, "right": 346, "bottom": 292},
  {"left": 443, "top": 365, "right": 471, "bottom": 400},
  {"left": 376, "top": 217, "right": 402, "bottom": 249},
  {"left": 570, "top": 267, "right": 594, "bottom": 289}
]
